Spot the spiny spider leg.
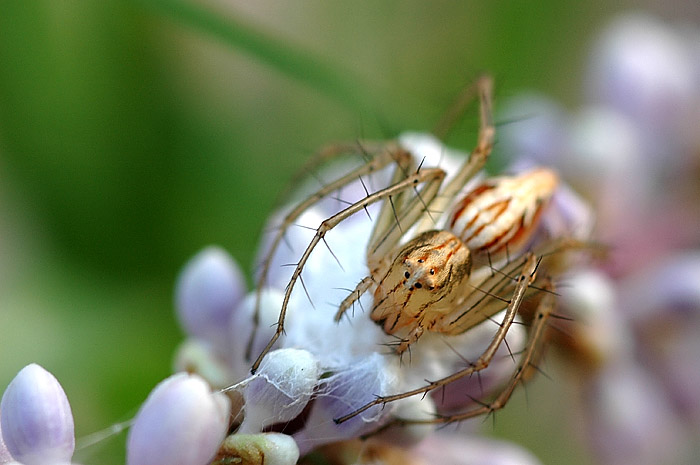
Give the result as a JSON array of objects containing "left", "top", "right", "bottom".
[
  {"left": 333, "top": 252, "right": 540, "bottom": 424},
  {"left": 334, "top": 76, "right": 497, "bottom": 339},
  {"left": 274, "top": 140, "right": 390, "bottom": 205},
  {"left": 397, "top": 279, "right": 557, "bottom": 425},
  {"left": 247, "top": 143, "right": 413, "bottom": 360},
  {"left": 415, "top": 75, "right": 495, "bottom": 235},
  {"left": 251, "top": 166, "right": 447, "bottom": 373},
  {"left": 444, "top": 237, "right": 586, "bottom": 335}
]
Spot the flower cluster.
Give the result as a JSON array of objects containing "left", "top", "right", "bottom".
[
  {"left": 500, "top": 13, "right": 700, "bottom": 465},
  {"left": 5, "top": 10, "right": 696, "bottom": 465}
]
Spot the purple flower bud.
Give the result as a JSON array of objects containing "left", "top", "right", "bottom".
[
  {"left": 0, "top": 364, "right": 74, "bottom": 465},
  {"left": 587, "top": 14, "right": 696, "bottom": 160},
  {"left": 127, "top": 373, "right": 230, "bottom": 465},
  {"left": 293, "top": 353, "right": 398, "bottom": 455},
  {"left": 499, "top": 94, "right": 568, "bottom": 166},
  {"left": 236, "top": 349, "right": 320, "bottom": 434},
  {"left": 175, "top": 247, "right": 246, "bottom": 352}
]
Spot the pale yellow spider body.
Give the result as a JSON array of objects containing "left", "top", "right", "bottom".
[
  {"left": 368, "top": 169, "right": 558, "bottom": 353},
  {"left": 251, "top": 76, "right": 583, "bottom": 426}
]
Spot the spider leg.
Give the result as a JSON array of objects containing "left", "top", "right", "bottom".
[
  {"left": 334, "top": 275, "right": 374, "bottom": 322},
  {"left": 415, "top": 75, "right": 496, "bottom": 235},
  {"left": 274, "top": 140, "right": 390, "bottom": 205},
  {"left": 441, "top": 237, "right": 586, "bottom": 335},
  {"left": 395, "top": 279, "right": 557, "bottom": 425},
  {"left": 247, "top": 142, "right": 413, "bottom": 360},
  {"left": 333, "top": 252, "right": 539, "bottom": 424},
  {"left": 251, "top": 166, "right": 447, "bottom": 373}
]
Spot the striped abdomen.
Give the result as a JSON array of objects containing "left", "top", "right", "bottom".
[{"left": 448, "top": 168, "right": 558, "bottom": 258}]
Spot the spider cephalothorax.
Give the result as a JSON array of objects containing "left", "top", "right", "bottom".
[{"left": 369, "top": 230, "right": 472, "bottom": 349}]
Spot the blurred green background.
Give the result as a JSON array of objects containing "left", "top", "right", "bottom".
[{"left": 0, "top": 1, "right": 693, "bottom": 464}]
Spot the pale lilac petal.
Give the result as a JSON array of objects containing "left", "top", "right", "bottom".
[
  {"left": 431, "top": 317, "right": 527, "bottom": 413},
  {"left": 374, "top": 394, "right": 437, "bottom": 447},
  {"left": 618, "top": 252, "right": 700, "bottom": 423},
  {"left": 587, "top": 13, "right": 696, "bottom": 160},
  {"left": 175, "top": 247, "right": 246, "bottom": 351},
  {"left": 127, "top": 373, "right": 230, "bottom": 465},
  {"left": 0, "top": 364, "right": 74, "bottom": 465}
]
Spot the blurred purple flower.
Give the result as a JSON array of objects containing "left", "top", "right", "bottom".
[
  {"left": 175, "top": 246, "right": 247, "bottom": 353},
  {"left": 502, "top": 12, "right": 700, "bottom": 465},
  {"left": 0, "top": 364, "right": 75, "bottom": 465}
]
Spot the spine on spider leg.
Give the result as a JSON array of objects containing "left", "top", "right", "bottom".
[
  {"left": 414, "top": 76, "right": 496, "bottom": 234},
  {"left": 245, "top": 145, "right": 404, "bottom": 366},
  {"left": 334, "top": 276, "right": 374, "bottom": 322},
  {"left": 251, "top": 167, "right": 448, "bottom": 373}
]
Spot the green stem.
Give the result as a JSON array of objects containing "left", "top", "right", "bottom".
[{"left": 138, "top": 0, "right": 374, "bottom": 115}]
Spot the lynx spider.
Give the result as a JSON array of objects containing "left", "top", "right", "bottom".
[{"left": 249, "top": 76, "right": 579, "bottom": 426}]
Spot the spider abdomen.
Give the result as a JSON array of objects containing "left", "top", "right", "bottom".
[{"left": 448, "top": 168, "right": 558, "bottom": 259}]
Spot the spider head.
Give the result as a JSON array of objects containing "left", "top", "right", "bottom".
[
  {"left": 370, "top": 230, "right": 472, "bottom": 334},
  {"left": 400, "top": 230, "right": 471, "bottom": 294}
]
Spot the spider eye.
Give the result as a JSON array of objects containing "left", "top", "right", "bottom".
[
  {"left": 414, "top": 282, "right": 422, "bottom": 289},
  {"left": 429, "top": 269, "right": 435, "bottom": 275},
  {"left": 417, "top": 259, "right": 424, "bottom": 263},
  {"left": 404, "top": 271, "right": 410, "bottom": 278}
]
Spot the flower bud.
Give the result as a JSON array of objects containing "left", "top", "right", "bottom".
[
  {"left": 211, "top": 433, "right": 298, "bottom": 465},
  {"left": 499, "top": 93, "right": 568, "bottom": 167},
  {"left": 127, "top": 373, "right": 230, "bottom": 465},
  {"left": 228, "top": 288, "right": 286, "bottom": 380},
  {"left": 175, "top": 247, "right": 246, "bottom": 351},
  {"left": 0, "top": 364, "right": 74, "bottom": 465},
  {"left": 173, "top": 340, "right": 235, "bottom": 390},
  {"left": 587, "top": 14, "right": 696, "bottom": 158},
  {"left": 236, "top": 349, "right": 320, "bottom": 434}
]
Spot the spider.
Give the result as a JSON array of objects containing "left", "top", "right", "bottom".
[{"left": 248, "top": 75, "right": 582, "bottom": 426}]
